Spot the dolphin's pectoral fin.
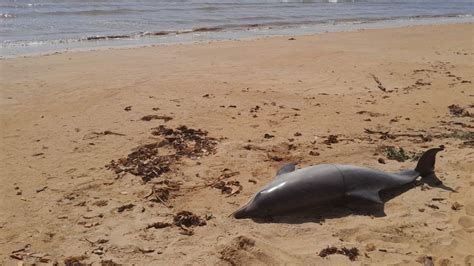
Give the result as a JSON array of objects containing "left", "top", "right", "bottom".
[
  {"left": 346, "top": 189, "right": 383, "bottom": 204},
  {"left": 276, "top": 163, "right": 297, "bottom": 177}
]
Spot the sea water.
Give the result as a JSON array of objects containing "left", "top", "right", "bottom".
[{"left": 1, "top": 0, "right": 473, "bottom": 57}]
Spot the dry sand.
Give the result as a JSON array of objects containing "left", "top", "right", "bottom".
[{"left": 1, "top": 23, "right": 473, "bottom": 265}]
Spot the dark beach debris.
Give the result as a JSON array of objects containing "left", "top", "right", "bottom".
[
  {"left": 208, "top": 169, "right": 241, "bottom": 193},
  {"left": 92, "top": 200, "right": 108, "bottom": 207},
  {"left": 148, "top": 187, "right": 170, "bottom": 204},
  {"left": 92, "top": 247, "right": 104, "bottom": 255},
  {"left": 148, "top": 31, "right": 171, "bottom": 36},
  {"left": 250, "top": 105, "right": 261, "bottom": 113},
  {"left": 448, "top": 104, "right": 465, "bottom": 116},
  {"left": 83, "top": 130, "right": 125, "bottom": 140},
  {"left": 264, "top": 133, "right": 274, "bottom": 139},
  {"left": 9, "top": 244, "right": 51, "bottom": 262},
  {"left": 193, "top": 26, "right": 223, "bottom": 32},
  {"left": 117, "top": 203, "right": 135, "bottom": 213},
  {"left": 364, "top": 128, "right": 432, "bottom": 142},
  {"left": 269, "top": 155, "right": 283, "bottom": 161},
  {"left": 288, "top": 37, "right": 296, "bottom": 40},
  {"left": 294, "top": 132, "right": 302, "bottom": 137},
  {"left": 220, "top": 169, "right": 240, "bottom": 179},
  {"left": 451, "top": 202, "right": 463, "bottom": 211},
  {"left": 437, "top": 131, "right": 474, "bottom": 141},
  {"left": 64, "top": 255, "right": 88, "bottom": 266},
  {"left": 36, "top": 186, "right": 48, "bottom": 193},
  {"left": 415, "top": 79, "right": 431, "bottom": 86},
  {"left": 319, "top": 246, "right": 338, "bottom": 257},
  {"left": 173, "top": 211, "right": 206, "bottom": 228},
  {"left": 319, "top": 246, "right": 359, "bottom": 261},
  {"left": 146, "top": 222, "right": 172, "bottom": 229},
  {"left": 141, "top": 115, "right": 173, "bottom": 122},
  {"left": 106, "top": 125, "right": 218, "bottom": 182},
  {"left": 426, "top": 203, "right": 439, "bottom": 210},
  {"left": 212, "top": 180, "right": 242, "bottom": 197},
  {"left": 417, "top": 256, "right": 434, "bottom": 266},
  {"left": 101, "top": 259, "right": 120, "bottom": 266},
  {"left": 439, "top": 120, "right": 474, "bottom": 129},
  {"left": 138, "top": 248, "right": 155, "bottom": 254},
  {"left": 32, "top": 152, "right": 44, "bottom": 157},
  {"left": 413, "top": 69, "right": 437, "bottom": 74},
  {"left": 124, "top": 106, "right": 132, "bottom": 111},
  {"left": 309, "top": 151, "right": 320, "bottom": 156},
  {"left": 323, "top": 135, "right": 339, "bottom": 145},
  {"left": 339, "top": 247, "right": 360, "bottom": 261},
  {"left": 86, "top": 35, "right": 129, "bottom": 41},
  {"left": 144, "top": 180, "right": 181, "bottom": 205},
  {"left": 101, "top": 130, "right": 126, "bottom": 136},
  {"left": 448, "top": 104, "right": 473, "bottom": 117},
  {"left": 382, "top": 146, "right": 422, "bottom": 162},
  {"left": 84, "top": 238, "right": 109, "bottom": 246},
  {"left": 356, "top": 111, "right": 385, "bottom": 117},
  {"left": 463, "top": 140, "right": 474, "bottom": 146},
  {"left": 377, "top": 158, "right": 386, "bottom": 164},
  {"left": 179, "top": 227, "right": 195, "bottom": 236},
  {"left": 370, "top": 74, "right": 387, "bottom": 92}
]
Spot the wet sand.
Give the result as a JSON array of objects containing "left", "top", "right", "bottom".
[{"left": 1, "top": 23, "right": 473, "bottom": 265}]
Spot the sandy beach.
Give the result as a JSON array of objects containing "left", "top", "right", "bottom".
[{"left": 1, "top": 23, "right": 473, "bottom": 265}]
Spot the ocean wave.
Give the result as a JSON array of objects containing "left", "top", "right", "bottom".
[
  {"left": 40, "top": 8, "right": 142, "bottom": 16},
  {"left": 7, "top": 13, "right": 471, "bottom": 47},
  {"left": 0, "top": 13, "right": 16, "bottom": 19}
]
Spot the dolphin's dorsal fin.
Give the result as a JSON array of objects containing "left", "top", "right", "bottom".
[
  {"left": 346, "top": 189, "right": 383, "bottom": 204},
  {"left": 276, "top": 163, "right": 296, "bottom": 177}
]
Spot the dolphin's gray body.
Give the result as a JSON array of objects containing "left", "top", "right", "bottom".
[{"left": 233, "top": 147, "right": 444, "bottom": 219}]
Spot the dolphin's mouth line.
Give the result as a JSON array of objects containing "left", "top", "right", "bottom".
[{"left": 230, "top": 196, "right": 254, "bottom": 218}]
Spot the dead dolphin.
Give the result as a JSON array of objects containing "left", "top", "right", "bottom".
[{"left": 233, "top": 146, "right": 444, "bottom": 219}]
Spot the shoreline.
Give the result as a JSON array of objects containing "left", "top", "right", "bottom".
[
  {"left": 2, "top": 15, "right": 473, "bottom": 59},
  {"left": 1, "top": 23, "right": 473, "bottom": 265}
]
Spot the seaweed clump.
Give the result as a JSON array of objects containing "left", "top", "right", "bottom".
[
  {"left": 106, "top": 143, "right": 174, "bottom": 182},
  {"left": 106, "top": 126, "right": 218, "bottom": 182},
  {"left": 151, "top": 125, "right": 218, "bottom": 159},
  {"left": 383, "top": 146, "right": 422, "bottom": 162},
  {"left": 448, "top": 104, "right": 472, "bottom": 117},
  {"left": 319, "top": 246, "right": 359, "bottom": 261},
  {"left": 173, "top": 211, "right": 207, "bottom": 227}
]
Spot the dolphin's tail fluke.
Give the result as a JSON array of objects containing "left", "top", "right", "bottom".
[{"left": 415, "top": 145, "right": 444, "bottom": 177}]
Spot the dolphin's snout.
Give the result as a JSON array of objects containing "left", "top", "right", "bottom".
[
  {"left": 232, "top": 200, "right": 259, "bottom": 219},
  {"left": 232, "top": 207, "right": 248, "bottom": 219},
  {"left": 232, "top": 203, "right": 253, "bottom": 219}
]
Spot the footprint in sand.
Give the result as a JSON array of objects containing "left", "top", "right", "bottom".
[
  {"left": 465, "top": 255, "right": 474, "bottom": 265},
  {"left": 458, "top": 216, "right": 474, "bottom": 229},
  {"left": 464, "top": 201, "right": 474, "bottom": 216},
  {"left": 218, "top": 235, "right": 283, "bottom": 265}
]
